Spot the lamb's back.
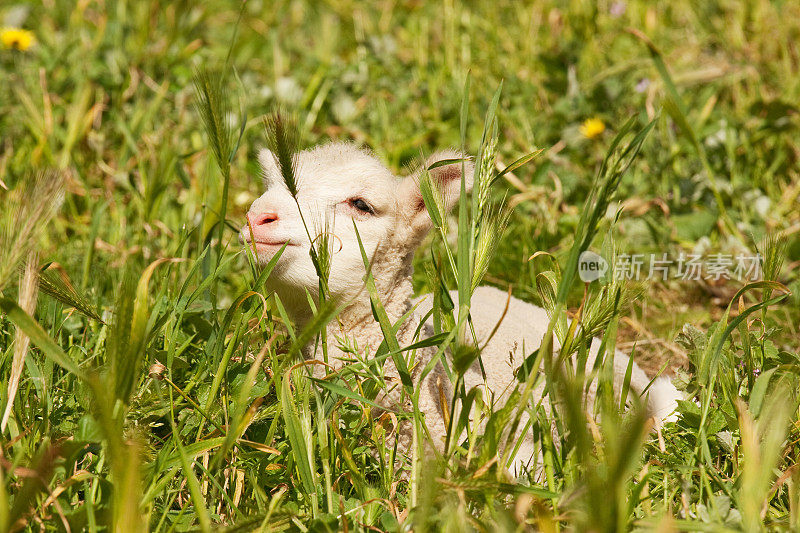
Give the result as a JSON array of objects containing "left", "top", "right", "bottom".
[{"left": 413, "top": 285, "right": 551, "bottom": 402}]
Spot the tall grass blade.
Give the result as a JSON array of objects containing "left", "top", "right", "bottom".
[
  {"left": 0, "top": 298, "right": 85, "bottom": 379},
  {"left": 0, "top": 466, "right": 7, "bottom": 532},
  {"left": 492, "top": 148, "right": 545, "bottom": 185},
  {"left": 113, "top": 258, "right": 180, "bottom": 404},
  {"left": 6, "top": 439, "right": 58, "bottom": 529},
  {"left": 738, "top": 379, "right": 795, "bottom": 531},
  {"left": 280, "top": 368, "right": 316, "bottom": 496},
  {"left": 352, "top": 221, "right": 411, "bottom": 387},
  {"left": 173, "top": 423, "right": 213, "bottom": 532},
  {"left": 112, "top": 437, "right": 146, "bottom": 532},
  {"left": 555, "top": 117, "right": 654, "bottom": 306},
  {"left": 286, "top": 298, "right": 340, "bottom": 361}
]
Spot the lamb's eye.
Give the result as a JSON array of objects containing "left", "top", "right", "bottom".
[{"left": 349, "top": 198, "right": 374, "bottom": 214}]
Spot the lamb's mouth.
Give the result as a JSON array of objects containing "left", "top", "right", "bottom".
[{"left": 251, "top": 240, "right": 296, "bottom": 250}]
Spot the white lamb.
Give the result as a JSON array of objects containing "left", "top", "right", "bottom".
[{"left": 239, "top": 142, "right": 681, "bottom": 475}]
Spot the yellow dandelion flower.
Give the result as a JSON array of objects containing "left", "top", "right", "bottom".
[
  {"left": 580, "top": 118, "right": 606, "bottom": 139},
  {"left": 1, "top": 27, "right": 36, "bottom": 51}
]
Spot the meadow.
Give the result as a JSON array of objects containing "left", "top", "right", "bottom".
[{"left": 1, "top": 0, "right": 800, "bottom": 530}]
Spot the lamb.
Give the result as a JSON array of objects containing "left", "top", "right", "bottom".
[{"left": 239, "top": 141, "right": 681, "bottom": 475}]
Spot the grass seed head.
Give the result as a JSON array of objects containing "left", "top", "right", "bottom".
[
  {"left": 193, "top": 69, "right": 234, "bottom": 175},
  {"left": 263, "top": 111, "right": 301, "bottom": 197},
  {"left": 0, "top": 170, "right": 64, "bottom": 294}
]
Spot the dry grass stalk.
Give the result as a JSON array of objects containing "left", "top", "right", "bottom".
[{"left": 2, "top": 252, "right": 40, "bottom": 431}]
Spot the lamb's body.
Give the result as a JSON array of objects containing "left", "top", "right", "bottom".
[
  {"left": 316, "top": 283, "right": 678, "bottom": 473},
  {"left": 418, "top": 286, "right": 678, "bottom": 421},
  {"left": 241, "top": 141, "right": 680, "bottom": 475}
]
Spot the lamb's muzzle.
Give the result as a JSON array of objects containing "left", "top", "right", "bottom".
[{"left": 241, "top": 141, "right": 682, "bottom": 475}]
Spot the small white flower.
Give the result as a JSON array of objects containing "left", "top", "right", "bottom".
[
  {"left": 609, "top": 1, "right": 627, "bottom": 17},
  {"left": 754, "top": 195, "right": 771, "bottom": 218},
  {"left": 275, "top": 76, "right": 302, "bottom": 104},
  {"left": 332, "top": 94, "right": 358, "bottom": 124},
  {"left": 692, "top": 236, "right": 712, "bottom": 256},
  {"left": 235, "top": 191, "right": 255, "bottom": 207}
]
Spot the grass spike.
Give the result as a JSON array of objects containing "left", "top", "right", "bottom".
[
  {"left": 263, "top": 111, "right": 301, "bottom": 197},
  {"left": 0, "top": 170, "right": 63, "bottom": 295}
]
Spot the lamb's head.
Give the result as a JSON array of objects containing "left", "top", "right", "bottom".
[{"left": 240, "top": 142, "right": 473, "bottom": 312}]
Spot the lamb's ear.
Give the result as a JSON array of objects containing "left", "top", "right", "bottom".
[
  {"left": 399, "top": 150, "right": 475, "bottom": 238},
  {"left": 257, "top": 148, "right": 280, "bottom": 188}
]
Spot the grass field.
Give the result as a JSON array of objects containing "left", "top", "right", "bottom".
[{"left": 1, "top": 0, "right": 800, "bottom": 530}]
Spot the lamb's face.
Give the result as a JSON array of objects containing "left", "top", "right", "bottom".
[
  {"left": 240, "top": 144, "right": 404, "bottom": 304},
  {"left": 240, "top": 142, "right": 472, "bottom": 308}
]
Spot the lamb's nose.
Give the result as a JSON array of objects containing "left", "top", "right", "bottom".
[{"left": 247, "top": 211, "right": 279, "bottom": 227}]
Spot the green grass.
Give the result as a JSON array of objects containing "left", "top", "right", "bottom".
[{"left": 1, "top": 0, "right": 800, "bottom": 530}]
